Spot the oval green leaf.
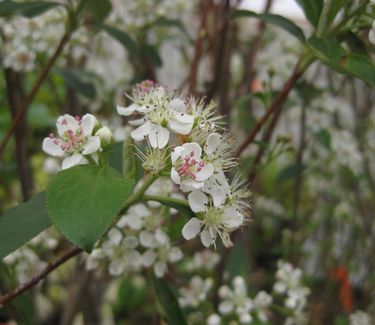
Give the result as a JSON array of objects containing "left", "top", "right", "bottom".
[{"left": 46, "top": 165, "right": 133, "bottom": 252}]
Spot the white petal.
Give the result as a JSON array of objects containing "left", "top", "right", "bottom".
[
  {"left": 130, "top": 121, "right": 152, "bottom": 141},
  {"left": 168, "top": 119, "right": 193, "bottom": 135},
  {"left": 154, "top": 261, "right": 167, "bottom": 278},
  {"left": 128, "top": 117, "right": 146, "bottom": 126},
  {"left": 82, "top": 136, "right": 101, "bottom": 155},
  {"left": 223, "top": 207, "right": 243, "bottom": 228},
  {"left": 180, "top": 180, "right": 204, "bottom": 192},
  {"left": 122, "top": 236, "right": 139, "bottom": 249},
  {"left": 182, "top": 142, "right": 202, "bottom": 158},
  {"left": 62, "top": 153, "right": 87, "bottom": 170},
  {"left": 182, "top": 217, "right": 202, "bottom": 240},
  {"left": 108, "top": 228, "right": 123, "bottom": 245},
  {"left": 42, "top": 137, "right": 64, "bottom": 157},
  {"left": 81, "top": 114, "right": 98, "bottom": 136},
  {"left": 218, "top": 300, "right": 234, "bottom": 314},
  {"left": 56, "top": 114, "right": 79, "bottom": 136},
  {"left": 156, "top": 125, "right": 170, "bottom": 148},
  {"left": 168, "top": 98, "right": 187, "bottom": 112},
  {"left": 171, "top": 146, "right": 184, "bottom": 164},
  {"left": 171, "top": 167, "right": 181, "bottom": 185},
  {"left": 142, "top": 249, "right": 156, "bottom": 267},
  {"left": 200, "top": 229, "right": 215, "bottom": 247},
  {"left": 139, "top": 230, "right": 154, "bottom": 248},
  {"left": 128, "top": 250, "right": 142, "bottom": 268},
  {"left": 174, "top": 112, "right": 194, "bottom": 124},
  {"left": 195, "top": 163, "right": 214, "bottom": 181},
  {"left": 168, "top": 247, "right": 183, "bottom": 262},
  {"left": 188, "top": 191, "right": 208, "bottom": 213},
  {"left": 109, "top": 260, "right": 125, "bottom": 276},
  {"left": 205, "top": 133, "right": 221, "bottom": 155},
  {"left": 117, "top": 103, "right": 137, "bottom": 116}
]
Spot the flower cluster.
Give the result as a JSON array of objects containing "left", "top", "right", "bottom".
[
  {"left": 118, "top": 81, "right": 251, "bottom": 248},
  {"left": 207, "top": 276, "right": 273, "bottom": 325},
  {"left": 42, "top": 114, "right": 112, "bottom": 170},
  {"left": 273, "top": 260, "right": 310, "bottom": 324},
  {"left": 86, "top": 179, "right": 183, "bottom": 278}
]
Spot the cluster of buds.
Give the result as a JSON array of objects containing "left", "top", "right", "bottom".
[{"left": 118, "top": 80, "right": 251, "bottom": 248}]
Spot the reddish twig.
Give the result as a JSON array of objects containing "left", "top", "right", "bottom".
[
  {"left": 236, "top": 62, "right": 305, "bottom": 156},
  {"left": 188, "top": 0, "right": 212, "bottom": 94},
  {"left": 0, "top": 246, "right": 82, "bottom": 307},
  {"left": 0, "top": 32, "right": 71, "bottom": 160}
]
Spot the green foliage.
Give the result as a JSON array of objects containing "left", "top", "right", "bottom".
[
  {"left": 0, "top": 192, "right": 50, "bottom": 260},
  {"left": 98, "top": 23, "right": 138, "bottom": 56},
  {"left": 277, "top": 163, "right": 306, "bottom": 183},
  {"left": 0, "top": 1, "right": 62, "bottom": 18},
  {"left": 86, "top": 0, "right": 112, "bottom": 23},
  {"left": 46, "top": 165, "right": 133, "bottom": 252},
  {"left": 54, "top": 68, "right": 96, "bottom": 99},
  {"left": 226, "top": 243, "right": 250, "bottom": 278},
  {"left": 308, "top": 37, "right": 375, "bottom": 88},
  {"left": 153, "top": 276, "right": 188, "bottom": 325},
  {"left": 295, "top": 0, "right": 324, "bottom": 28},
  {"left": 314, "top": 129, "right": 331, "bottom": 149},
  {"left": 141, "top": 43, "right": 163, "bottom": 67},
  {"left": 233, "top": 9, "right": 305, "bottom": 42}
]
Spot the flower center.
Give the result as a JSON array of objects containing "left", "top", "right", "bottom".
[{"left": 177, "top": 151, "right": 205, "bottom": 180}]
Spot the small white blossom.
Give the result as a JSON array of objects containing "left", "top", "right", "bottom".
[
  {"left": 179, "top": 276, "right": 213, "bottom": 308},
  {"left": 349, "top": 310, "right": 372, "bottom": 325},
  {"left": 42, "top": 114, "right": 101, "bottom": 170}
]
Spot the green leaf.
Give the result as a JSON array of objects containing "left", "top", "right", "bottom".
[
  {"left": 108, "top": 141, "right": 123, "bottom": 173},
  {"left": 314, "top": 129, "right": 331, "bottom": 149},
  {"left": 47, "top": 165, "right": 133, "bottom": 252},
  {"left": 141, "top": 43, "right": 163, "bottom": 67},
  {"left": 0, "top": 192, "right": 51, "bottom": 260},
  {"left": 226, "top": 244, "right": 250, "bottom": 278},
  {"left": 153, "top": 277, "right": 188, "bottom": 325},
  {"left": 54, "top": 68, "right": 96, "bottom": 99},
  {"left": 122, "top": 137, "right": 136, "bottom": 181},
  {"left": 277, "top": 163, "right": 306, "bottom": 183},
  {"left": 233, "top": 10, "right": 305, "bottom": 42},
  {"left": 86, "top": 0, "right": 111, "bottom": 22},
  {"left": 98, "top": 23, "right": 138, "bottom": 55},
  {"left": 308, "top": 37, "right": 375, "bottom": 88},
  {"left": 295, "top": 0, "right": 324, "bottom": 27},
  {"left": 326, "top": 0, "right": 348, "bottom": 25},
  {"left": 152, "top": 17, "right": 191, "bottom": 41},
  {"left": 0, "top": 1, "right": 62, "bottom": 18}
]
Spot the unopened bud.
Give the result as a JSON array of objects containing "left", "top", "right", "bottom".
[{"left": 95, "top": 126, "right": 113, "bottom": 146}]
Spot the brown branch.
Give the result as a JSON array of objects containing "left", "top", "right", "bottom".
[
  {"left": 236, "top": 61, "right": 305, "bottom": 156},
  {"left": 0, "top": 246, "right": 82, "bottom": 307},
  {"left": 0, "top": 32, "right": 71, "bottom": 160},
  {"left": 188, "top": 0, "right": 212, "bottom": 94}
]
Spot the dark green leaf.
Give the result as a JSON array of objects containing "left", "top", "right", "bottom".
[
  {"left": 153, "top": 17, "right": 191, "bottom": 40},
  {"left": 277, "top": 163, "right": 306, "bottom": 183},
  {"left": 153, "top": 277, "right": 188, "bottom": 325},
  {"left": 0, "top": 192, "right": 51, "bottom": 260},
  {"left": 54, "top": 68, "right": 96, "bottom": 99},
  {"left": 47, "top": 165, "right": 133, "bottom": 252},
  {"left": 314, "top": 129, "right": 331, "bottom": 149},
  {"left": 295, "top": 0, "right": 324, "bottom": 27},
  {"left": 326, "top": 0, "right": 348, "bottom": 25},
  {"left": 233, "top": 9, "right": 305, "bottom": 42},
  {"left": 98, "top": 23, "right": 138, "bottom": 55},
  {"left": 142, "top": 44, "right": 163, "bottom": 67},
  {"left": 86, "top": 0, "right": 111, "bottom": 22},
  {"left": 226, "top": 244, "right": 250, "bottom": 278},
  {"left": 108, "top": 141, "right": 123, "bottom": 173},
  {"left": 0, "top": 1, "right": 62, "bottom": 18},
  {"left": 308, "top": 37, "right": 375, "bottom": 88}
]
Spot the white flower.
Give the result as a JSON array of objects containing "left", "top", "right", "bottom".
[
  {"left": 102, "top": 228, "right": 142, "bottom": 276},
  {"left": 217, "top": 276, "right": 253, "bottom": 323},
  {"left": 179, "top": 276, "right": 213, "bottom": 308},
  {"left": 171, "top": 142, "right": 214, "bottom": 192},
  {"left": 207, "top": 313, "right": 221, "bottom": 325},
  {"left": 117, "top": 81, "right": 194, "bottom": 148},
  {"left": 42, "top": 114, "right": 101, "bottom": 170},
  {"left": 253, "top": 291, "right": 272, "bottom": 321},
  {"left": 349, "top": 310, "right": 372, "bottom": 325},
  {"left": 182, "top": 191, "right": 243, "bottom": 247}
]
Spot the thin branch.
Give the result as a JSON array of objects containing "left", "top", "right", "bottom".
[
  {"left": 0, "top": 246, "right": 82, "bottom": 307},
  {"left": 236, "top": 58, "right": 309, "bottom": 156},
  {"left": 188, "top": 0, "right": 212, "bottom": 94},
  {"left": 0, "top": 32, "right": 71, "bottom": 160}
]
